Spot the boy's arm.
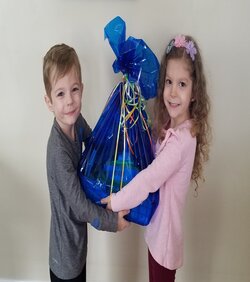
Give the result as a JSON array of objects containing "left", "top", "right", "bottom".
[
  {"left": 51, "top": 147, "right": 119, "bottom": 232},
  {"left": 67, "top": 114, "right": 129, "bottom": 231}
]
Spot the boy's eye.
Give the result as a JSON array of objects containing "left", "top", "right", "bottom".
[
  {"left": 72, "top": 87, "right": 79, "bottom": 92},
  {"left": 56, "top": 91, "right": 64, "bottom": 97}
]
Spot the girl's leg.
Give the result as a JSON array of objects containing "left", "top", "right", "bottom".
[{"left": 148, "top": 250, "right": 176, "bottom": 282}]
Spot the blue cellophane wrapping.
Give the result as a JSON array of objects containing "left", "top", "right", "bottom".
[{"left": 79, "top": 16, "right": 159, "bottom": 226}]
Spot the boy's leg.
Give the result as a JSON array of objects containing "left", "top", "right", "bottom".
[
  {"left": 50, "top": 264, "right": 86, "bottom": 282},
  {"left": 148, "top": 250, "right": 176, "bottom": 282}
]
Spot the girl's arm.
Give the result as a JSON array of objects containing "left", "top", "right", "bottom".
[{"left": 103, "top": 130, "right": 182, "bottom": 211}]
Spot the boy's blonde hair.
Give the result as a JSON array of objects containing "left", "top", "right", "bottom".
[{"left": 43, "top": 43, "right": 82, "bottom": 100}]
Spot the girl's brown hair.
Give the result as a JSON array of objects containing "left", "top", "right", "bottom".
[{"left": 154, "top": 35, "right": 211, "bottom": 189}]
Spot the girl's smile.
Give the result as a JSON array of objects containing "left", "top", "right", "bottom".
[
  {"left": 168, "top": 102, "right": 180, "bottom": 107},
  {"left": 163, "top": 58, "right": 193, "bottom": 128}
]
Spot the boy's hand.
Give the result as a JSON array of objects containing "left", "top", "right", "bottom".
[
  {"left": 101, "top": 195, "right": 131, "bottom": 231},
  {"left": 101, "top": 195, "right": 112, "bottom": 210},
  {"left": 117, "top": 210, "right": 130, "bottom": 231}
]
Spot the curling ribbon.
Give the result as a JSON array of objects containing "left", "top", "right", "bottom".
[{"left": 109, "top": 76, "right": 153, "bottom": 193}]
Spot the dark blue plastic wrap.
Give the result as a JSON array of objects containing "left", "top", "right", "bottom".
[
  {"left": 79, "top": 16, "right": 159, "bottom": 226},
  {"left": 104, "top": 16, "right": 159, "bottom": 99}
]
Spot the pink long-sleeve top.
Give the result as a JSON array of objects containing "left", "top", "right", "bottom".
[{"left": 111, "top": 119, "right": 196, "bottom": 270}]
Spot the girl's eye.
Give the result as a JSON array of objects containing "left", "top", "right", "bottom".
[
  {"left": 165, "top": 79, "right": 172, "bottom": 85},
  {"left": 179, "top": 81, "right": 186, "bottom": 87}
]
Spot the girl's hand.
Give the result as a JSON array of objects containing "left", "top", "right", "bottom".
[
  {"left": 101, "top": 195, "right": 131, "bottom": 231},
  {"left": 101, "top": 195, "right": 112, "bottom": 210}
]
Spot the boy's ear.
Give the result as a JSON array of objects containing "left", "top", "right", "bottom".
[{"left": 44, "top": 95, "right": 54, "bottom": 112}]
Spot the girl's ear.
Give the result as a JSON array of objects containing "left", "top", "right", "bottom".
[
  {"left": 191, "top": 97, "right": 195, "bottom": 102},
  {"left": 44, "top": 95, "right": 54, "bottom": 112}
]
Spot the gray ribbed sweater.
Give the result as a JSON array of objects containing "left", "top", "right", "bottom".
[{"left": 46, "top": 114, "right": 118, "bottom": 279}]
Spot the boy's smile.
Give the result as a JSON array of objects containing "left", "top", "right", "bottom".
[{"left": 45, "top": 67, "right": 83, "bottom": 140}]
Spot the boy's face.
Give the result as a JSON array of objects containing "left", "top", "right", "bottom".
[{"left": 45, "top": 67, "right": 83, "bottom": 138}]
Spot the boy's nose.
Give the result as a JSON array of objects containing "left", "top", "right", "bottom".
[{"left": 66, "top": 93, "right": 73, "bottom": 104}]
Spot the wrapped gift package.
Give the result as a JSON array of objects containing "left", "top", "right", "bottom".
[{"left": 79, "top": 16, "right": 159, "bottom": 225}]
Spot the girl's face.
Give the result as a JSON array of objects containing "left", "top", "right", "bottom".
[
  {"left": 45, "top": 67, "right": 83, "bottom": 140},
  {"left": 163, "top": 58, "right": 193, "bottom": 128}
]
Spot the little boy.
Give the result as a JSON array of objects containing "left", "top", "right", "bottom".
[{"left": 43, "top": 43, "right": 129, "bottom": 282}]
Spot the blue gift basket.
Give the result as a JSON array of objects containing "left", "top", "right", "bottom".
[{"left": 79, "top": 16, "right": 159, "bottom": 226}]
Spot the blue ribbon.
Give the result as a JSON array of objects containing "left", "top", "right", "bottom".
[{"left": 104, "top": 16, "right": 159, "bottom": 100}]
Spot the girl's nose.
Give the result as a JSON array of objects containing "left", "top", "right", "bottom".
[{"left": 170, "top": 85, "right": 177, "bottom": 97}]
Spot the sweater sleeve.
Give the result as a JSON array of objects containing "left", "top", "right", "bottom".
[
  {"left": 111, "top": 130, "right": 182, "bottom": 211},
  {"left": 51, "top": 147, "right": 118, "bottom": 232}
]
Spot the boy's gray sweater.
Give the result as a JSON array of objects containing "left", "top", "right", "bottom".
[{"left": 46, "top": 115, "right": 118, "bottom": 279}]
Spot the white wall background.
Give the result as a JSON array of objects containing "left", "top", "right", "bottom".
[{"left": 0, "top": 0, "right": 249, "bottom": 281}]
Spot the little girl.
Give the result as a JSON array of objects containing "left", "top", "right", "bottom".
[{"left": 102, "top": 34, "right": 211, "bottom": 282}]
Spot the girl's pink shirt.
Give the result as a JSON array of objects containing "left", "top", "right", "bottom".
[{"left": 111, "top": 119, "right": 196, "bottom": 270}]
